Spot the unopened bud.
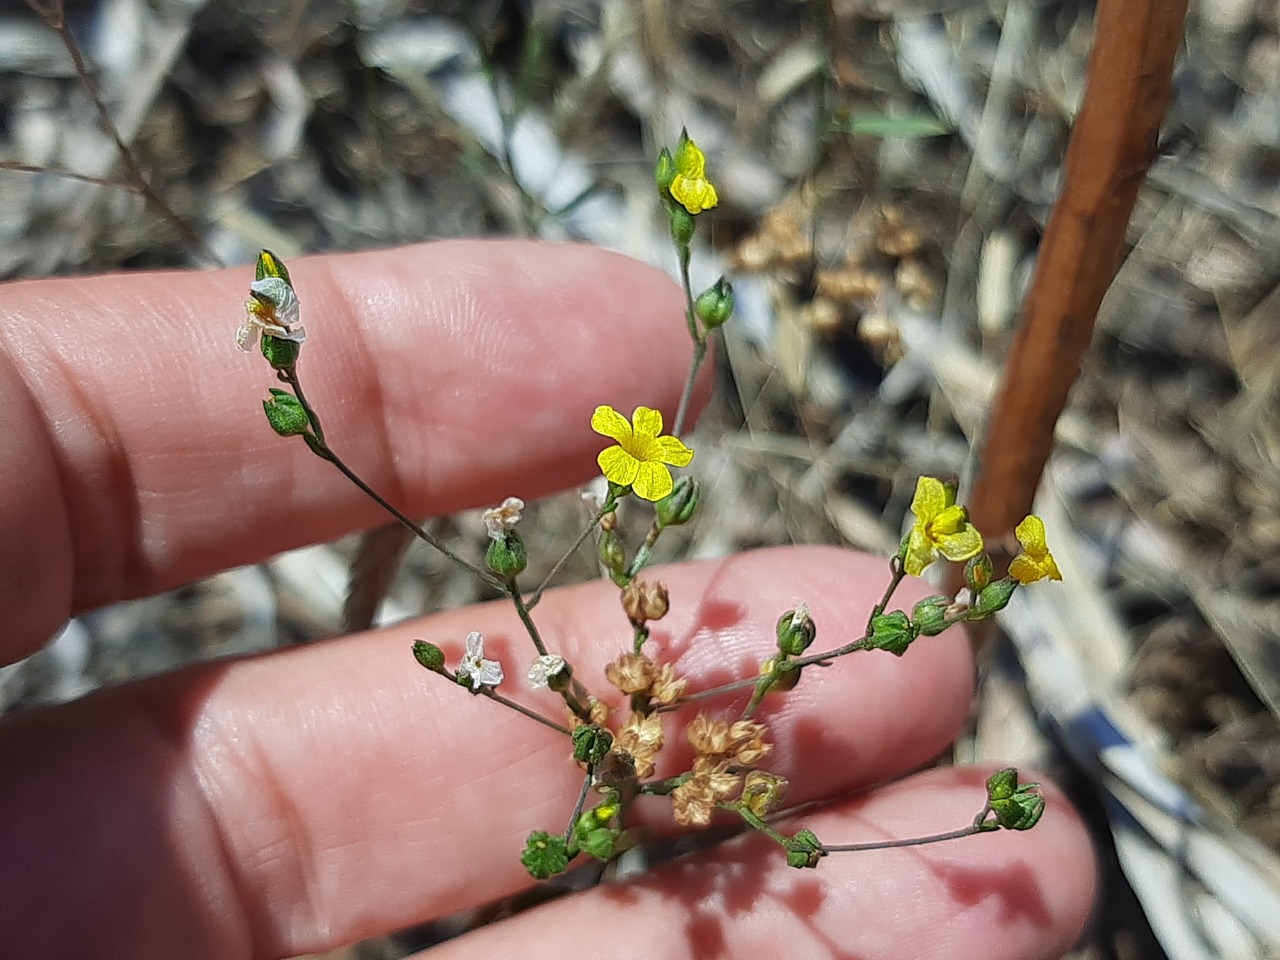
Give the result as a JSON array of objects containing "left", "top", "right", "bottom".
[
  {"left": 486, "top": 530, "right": 528, "bottom": 577},
  {"left": 964, "top": 554, "right": 994, "bottom": 592},
  {"left": 741, "top": 771, "right": 788, "bottom": 818},
  {"left": 910, "top": 595, "right": 950, "bottom": 637},
  {"left": 655, "top": 477, "right": 699, "bottom": 528},
  {"left": 694, "top": 277, "right": 734, "bottom": 328},
  {"left": 775, "top": 604, "right": 816, "bottom": 656}
]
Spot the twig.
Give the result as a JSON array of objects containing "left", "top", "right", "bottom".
[{"left": 967, "top": 0, "right": 1189, "bottom": 543}]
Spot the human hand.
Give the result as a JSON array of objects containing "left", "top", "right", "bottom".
[{"left": 0, "top": 242, "right": 1095, "bottom": 959}]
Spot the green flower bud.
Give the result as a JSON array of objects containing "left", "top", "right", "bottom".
[
  {"left": 598, "top": 529, "right": 627, "bottom": 580},
  {"left": 981, "top": 768, "right": 1046, "bottom": 831},
  {"left": 784, "top": 828, "right": 825, "bottom": 869},
  {"left": 411, "top": 640, "right": 445, "bottom": 672},
  {"left": 775, "top": 604, "right": 817, "bottom": 656},
  {"left": 261, "top": 334, "right": 301, "bottom": 370},
  {"left": 485, "top": 531, "right": 528, "bottom": 577},
  {"left": 669, "top": 204, "right": 695, "bottom": 248},
  {"left": 910, "top": 595, "right": 950, "bottom": 637},
  {"left": 866, "top": 610, "right": 918, "bottom": 656},
  {"left": 262, "top": 388, "right": 310, "bottom": 437},
  {"left": 759, "top": 656, "right": 801, "bottom": 692},
  {"left": 694, "top": 277, "right": 734, "bottom": 328},
  {"left": 571, "top": 724, "right": 614, "bottom": 766},
  {"left": 255, "top": 248, "right": 292, "bottom": 284},
  {"left": 964, "top": 553, "right": 994, "bottom": 592},
  {"left": 655, "top": 477, "right": 700, "bottom": 528},
  {"left": 521, "top": 831, "right": 570, "bottom": 879},
  {"left": 580, "top": 827, "right": 616, "bottom": 860},
  {"left": 973, "top": 577, "right": 1018, "bottom": 617},
  {"left": 654, "top": 146, "right": 676, "bottom": 195}
]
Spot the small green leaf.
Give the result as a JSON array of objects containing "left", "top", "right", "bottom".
[{"left": 831, "top": 113, "right": 951, "bottom": 139}]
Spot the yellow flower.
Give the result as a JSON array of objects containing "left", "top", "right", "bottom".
[
  {"left": 592, "top": 405, "right": 694, "bottom": 502},
  {"left": 669, "top": 136, "right": 719, "bottom": 215},
  {"left": 903, "top": 476, "right": 984, "bottom": 577},
  {"left": 1008, "top": 515, "right": 1062, "bottom": 584}
]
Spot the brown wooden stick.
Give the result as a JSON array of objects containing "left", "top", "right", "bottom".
[{"left": 967, "top": 0, "right": 1189, "bottom": 545}]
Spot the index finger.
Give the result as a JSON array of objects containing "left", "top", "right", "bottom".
[{"left": 0, "top": 241, "right": 691, "bottom": 658}]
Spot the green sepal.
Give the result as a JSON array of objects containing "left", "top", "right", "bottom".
[
  {"left": 521, "top": 831, "right": 571, "bottom": 879},
  {"left": 486, "top": 531, "right": 528, "bottom": 577},
  {"left": 654, "top": 146, "right": 676, "bottom": 195},
  {"left": 255, "top": 249, "right": 293, "bottom": 284},
  {"left": 262, "top": 388, "right": 310, "bottom": 437},
  {"left": 571, "top": 724, "right": 614, "bottom": 766},
  {"left": 986, "top": 767, "right": 1018, "bottom": 801},
  {"left": 866, "top": 610, "right": 918, "bottom": 656},
  {"left": 784, "top": 829, "right": 825, "bottom": 868},
  {"left": 260, "top": 334, "right": 301, "bottom": 370},
  {"left": 580, "top": 827, "right": 618, "bottom": 861},
  {"left": 411, "top": 640, "right": 445, "bottom": 673}
]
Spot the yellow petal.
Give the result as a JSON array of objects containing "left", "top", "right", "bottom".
[
  {"left": 591, "top": 405, "right": 632, "bottom": 443},
  {"left": 631, "top": 406, "right": 664, "bottom": 439},
  {"left": 675, "top": 139, "right": 708, "bottom": 177},
  {"left": 937, "top": 526, "right": 984, "bottom": 563},
  {"left": 632, "top": 461, "right": 674, "bottom": 501},
  {"left": 651, "top": 434, "right": 694, "bottom": 467},
  {"left": 902, "top": 527, "right": 936, "bottom": 577},
  {"left": 910, "top": 476, "right": 949, "bottom": 522},
  {"left": 598, "top": 445, "right": 639, "bottom": 487},
  {"left": 1015, "top": 515, "right": 1048, "bottom": 556}
]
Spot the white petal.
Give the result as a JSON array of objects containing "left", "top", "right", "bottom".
[
  {"left": 236, "top": 322, "right": 259, "bottom": 352},
  {"left": 465, "top": 631, "right": 485, "bottom": 658},
  {"left": 477, "top": 659, "right": 504, "bottom": 687}
]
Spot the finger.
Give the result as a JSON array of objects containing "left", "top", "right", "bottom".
[
  {"left": 0, "top": 241, "right": 693, "bottom": 656},
  {"left": 0, "top": 547, "right": 973, "bottom": 960},
  {"left": 421, "top": 765, "right": 1096, "bottom": 960}
]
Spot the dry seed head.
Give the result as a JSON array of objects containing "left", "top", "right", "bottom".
[{"left": 606, "top": 652, "right": 654, "bottom": 695}]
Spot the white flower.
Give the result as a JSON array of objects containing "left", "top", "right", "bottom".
[
  {"left": 527, "top": 654, "right": 566, "bottom": 689},
  {"left": 482, "top": 496, "right": 525, "bottom": 540},
  {"left": 237, "top": 276, "right": 306, "bottom": 352},
  {"left": 456, "top": 631, "right": 504, "bottom": 690}
]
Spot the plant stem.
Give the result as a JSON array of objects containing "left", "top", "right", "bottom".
[
  {"left": 505, "top": 575, "right": 549, "bottom": 657},
  {"left": 563, "top": 770, "right": 595, "bottom": 843},
  {"left": 672, "top": 246, "right": 706, "bottom": 437},
  {"left": 525, "top": 501, "right": 612, "bottom": 610},
  {"left": 280, "top": 367, "right": 503, "bottom": 590},
  {"left": 821, "top": 822, "right": 981, "bottom": 853}
]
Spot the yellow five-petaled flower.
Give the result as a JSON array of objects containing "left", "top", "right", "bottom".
[
  {"left": 1009, "top": 515, "right": 1062, "bottom": 584},
  {"left": 669, "top": 136, "right": 719, "bottom": 215},
  {"left": 902, "top": 476, "right": 984, "bottom": 577},
  {"left": 592, "top": 405, "right": 693, "bottom": 502}
]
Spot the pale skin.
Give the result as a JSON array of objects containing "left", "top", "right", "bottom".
[{"left": 0, "top": 241, "right": 1097, "bottom": 959}]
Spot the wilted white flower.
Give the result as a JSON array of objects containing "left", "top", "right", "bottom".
[
  {"left": 456, "top": 631, "right": 504, "bottom": 690},
  {"left": 527, "top": 654, "right": 567, "bottom": 689},
  {"left": 237, "top": 276, "right": 306, "bottom": 352},
  {"left": 482, "top": 496, "right": 525, "bottom": 540}
]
